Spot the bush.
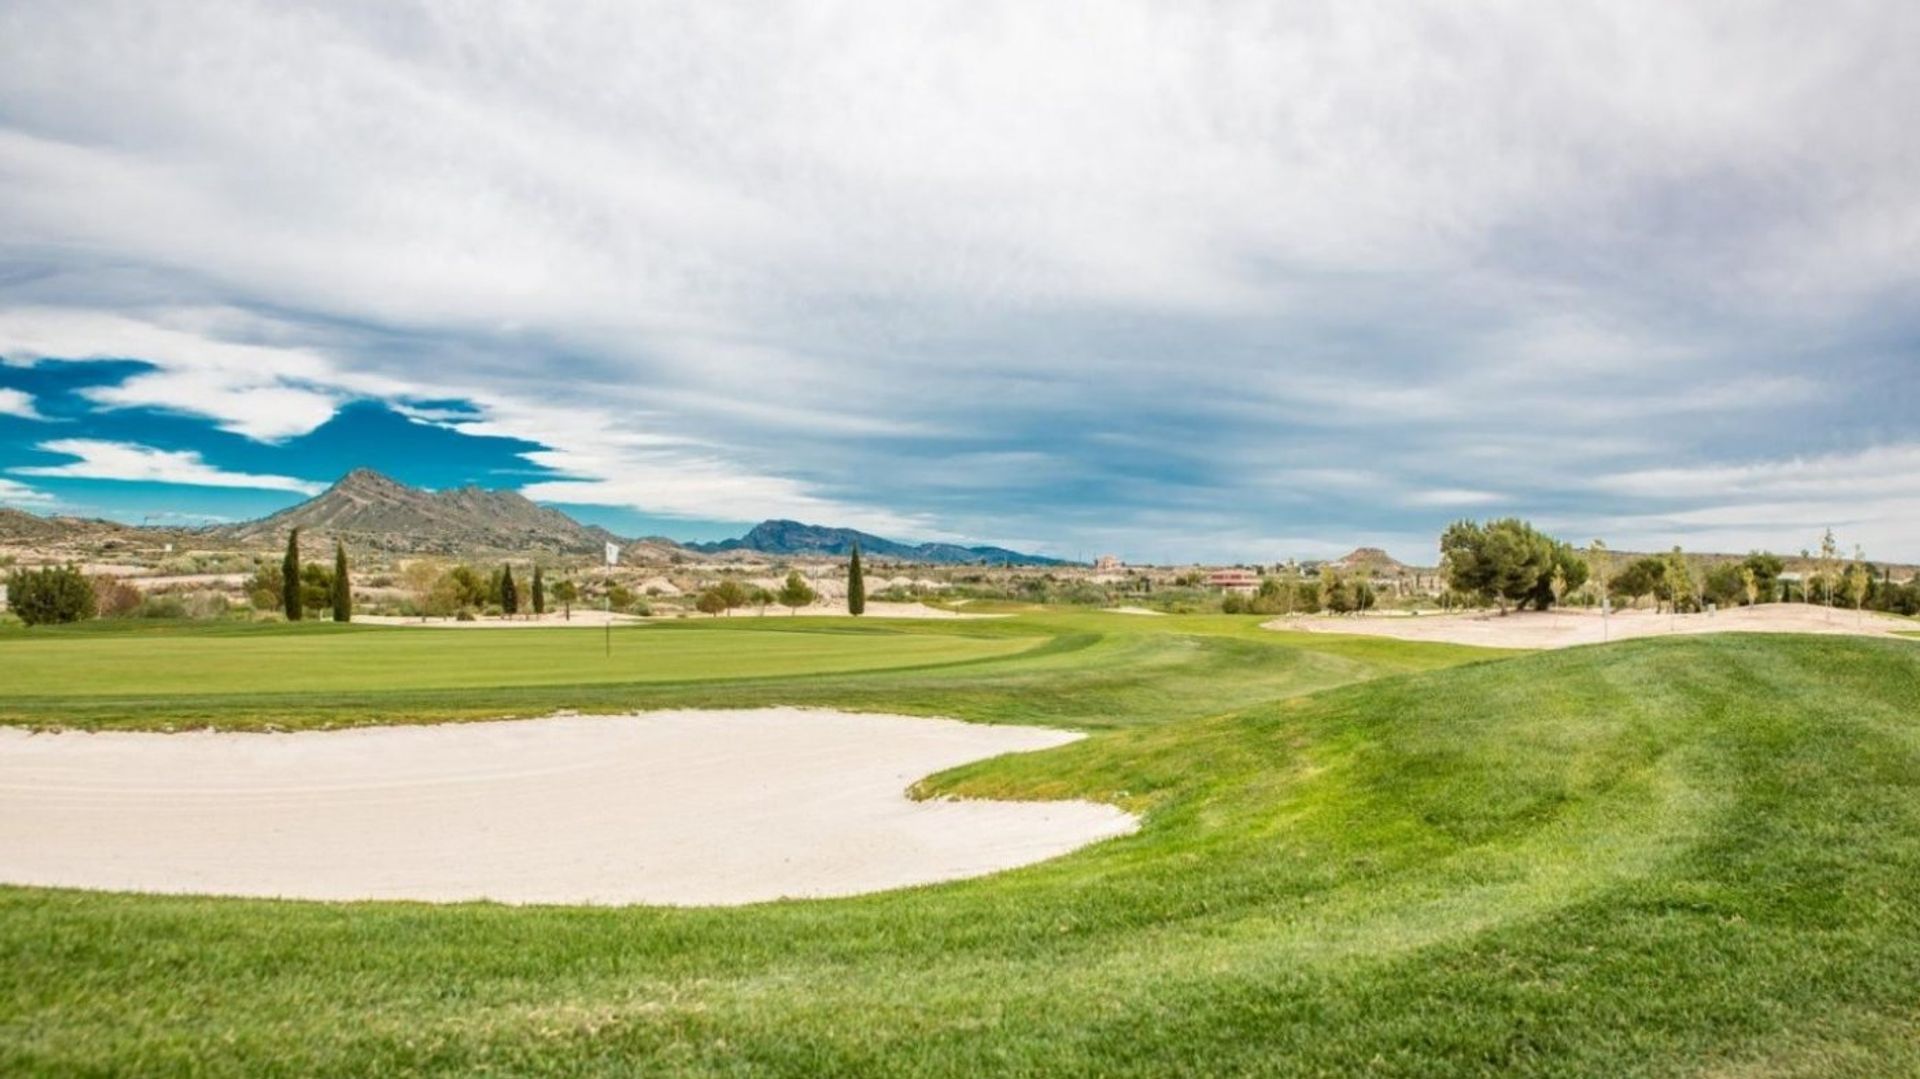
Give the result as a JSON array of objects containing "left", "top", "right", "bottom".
[
  {"left": 6, "top": 565, "right": 98, "bottom": 625},
  {"left": 135, "top": 595, "right": 188, "bottom": 619},
  {"left": 456, "top": 608, "right": 477, "bottom": 622},
  {"left": 94, "top": 577, "right": 144, "bottom": 617}
]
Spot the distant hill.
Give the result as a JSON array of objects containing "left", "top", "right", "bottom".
[
  {"left": 691, "top": 519, "right": 1065, "bottom": 565},
  {"left": 211, "top": 469, "right": 664, "bottom": 556},
  {"left": 1329, "top": 547, "right": 1412, "bottom": 575},
  {"left": 0, "top": 507, "right": 71, "bottom": 543},
  {"left": 0, "top": 507, "right": 176, "bottom": 547}
]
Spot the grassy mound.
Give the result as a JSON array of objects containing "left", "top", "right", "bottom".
[{"left": 2, "top": 624, "right": 1918, "bottom": 1075}]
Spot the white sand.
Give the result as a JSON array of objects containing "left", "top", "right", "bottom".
[
  {"left": 354, "top": 610, "right": 651, "bottom": 628},
  {"left": 0, "top": 709, "right": 1135, "bottom": 906},
  {"left": 1104, "top": 606, "right": 1165, "bottom": 617},
  {"left": 1264, "top": 602, "right": 1918, "bottom": 650}
]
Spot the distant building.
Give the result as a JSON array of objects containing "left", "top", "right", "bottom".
[
  {"left": 1093, "top": 554, "right": 1123, "bottom": 573},
  {"left": 1206, "top": 568, "right": 1259, "bottom": 594}
]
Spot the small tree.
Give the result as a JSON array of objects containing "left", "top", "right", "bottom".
[
  {"left": 551, "top": 579, "right": 578, "bottom": 620},
  {"left": 281, "top": 529, "right": 302, "bottom": 621},
  {"left": 447, "top": 565, "right": 488, "bottom": 609},
  {"left": 401, "top": 559, "right": 440, "bottom": 621},
  {"left": 714, "top": 578, "right": 749, "bottom": 616},
  {"left": 331, "top": 541, "right": 352, "bottom": 623},
  {"left": 1818, "top": 528, "right": 1840, "bottom": 618},
  {"left": 299, "top": 563, "right": 334, "bottom": 616},
  {"left": 6, "top": 565, "right": 97, "bottom": 625},
  {"left": 1323, "top": 569, "right": 1353, "bottom": 614},
  {"left": 777, "top": 571, "right": 817, "bottom": 615},
  {"left": 695, "top": 588, "right": 728, "bottom": 616},
  {"left": 500, "top": 564, "right": 519, "bottom": 618},
  {"left": 1587, "top": 539, "right": 1611, "bottom": 607},
  {"left": 246, "top": 561, "right": 284, "bottom": 614},
  {"left": 848, "top": 541, "right": 866, "bottom": 616},
  {"left": 1847, "top": 547, "right": 1870, "bottom": 623},
  {"left": 1741, "top": 566, "right": 1759, "bottom": 607},
  {"left": 749, "top": 585, "right": 774, "bottom": 615},
  {"left": 1664, "top": 547, "right": 1695, "bottom": 615},
  {"left": 531, "top": 564, "right": 546, "bottom": 617}
]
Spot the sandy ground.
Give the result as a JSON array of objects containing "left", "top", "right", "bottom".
[
  {"left": 1264, "top": 602, "right": 1918, "bottom": 649},
  {"left": 355, "top": 610, "right": 651, "bottom": 628},
  {"left": 356, "top": 601, "right": 995, "bottom": 627},
  {"left": 0, "top": 709, "right": 1135, "bottom": 906},
  {"left": 128, "top": 572, "right": 249, "bottom": 591},
  {"left": 1104, "top": 606, "right": 1166, "bottom": 616},
  {"left": 738, "top": 600, "right": 995, "bottom": 619}
]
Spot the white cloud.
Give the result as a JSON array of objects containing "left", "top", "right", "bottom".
[
  {"left": 1594, "top": 444, "right": 1920, "bottom": 502},
  {"left": 0, "top": 477, "right": 57, "bottom": 507},
  {"left": 13, "top": 439, "right": 325, "bottom": 495},
  {"left": 0, "top": 388, "right": 44, "bottom": 420},
  {"left": 0, "top": 4, "right": 1915, "bottom": 560},
  {"left": 1406, "top": 489, "right": 1508, "bottom": 508},
  {"left": 0, "top": 308, "right": 409, "bottom": 442},
  {"left": 1554, "top": 443, "right": 1920, "bottom": 558}
]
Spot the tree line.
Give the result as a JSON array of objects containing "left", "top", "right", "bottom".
[{"left": 1440, "top": 519, "right": 1918, "bottom": 617}]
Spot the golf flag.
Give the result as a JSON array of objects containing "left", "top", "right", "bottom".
[{"left": 605, "top": 542, "right": 620, "bottom": 566}]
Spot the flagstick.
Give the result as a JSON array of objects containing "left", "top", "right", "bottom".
[{"left": 603, "top": 541, "right": 620, "bottom": 659}]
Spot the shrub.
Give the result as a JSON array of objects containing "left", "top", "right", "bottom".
[
  {"left": 7, "top": 565, "right": 98, "bottom": 625},
  {"left": 135, "top": 595, "right": 188, "bottom": 619},
  {"left": 94, "top": 577, "right": 144, "bottom": 617}
]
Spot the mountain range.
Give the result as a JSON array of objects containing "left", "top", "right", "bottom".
[
  {"left": 688, "top": 519, "right": 1065, "bottom": 565},
  {"left": 0, "top": 469, "right": 1064, "bottom": 565},
  {"left": 210, "top": 468, "right": 656, "bottom": 556}
]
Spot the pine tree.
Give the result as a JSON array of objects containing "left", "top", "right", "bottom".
[
  {"left": 847, "top": 541, "right": 866, "bottom": 616},
  {"left": 282, "top": 529, "right": 302, "bottom": 621},
  {"left": 532, "top": 564, "right": 546, "bottom": 616},
  {"left": 500, "top": 564, "right": 519, "bottom": 617},
  {"left": 331, "top": 541, "right": 352, "bottom": 623}
]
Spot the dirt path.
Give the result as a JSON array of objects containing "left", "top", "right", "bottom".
[{"left": 0, "top": 709, "right": 1134, "bottom": 906}]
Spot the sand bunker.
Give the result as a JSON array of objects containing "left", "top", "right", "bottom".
[
  {"left": 0, "top": 709, "right": 1135, "bottom": 906},
  {"left": 1265, "top": 602, "right": 1918, "bottom": 650}
]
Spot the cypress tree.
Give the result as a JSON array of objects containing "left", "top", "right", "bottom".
[
  {"left": 847, "top": 541, "right": 866, "bottom": 616},
  {"left": 501, "top": 564, "right": 519, "bottom": 617},
  {"left": 331, "top": 541, "right": 352, "bottom": 623},
  {"left": 531, "top": 564, "right": 546, "bottom": 616},
  {"left": 281, "top": 529, "right": 302, "bottom": 621}
]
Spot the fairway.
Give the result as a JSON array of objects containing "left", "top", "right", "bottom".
[
  {"left": 4, "top": 615, "right": 1920, "bottom": 1075},
  {"left": 0, "top": 613, "right": 1489, "bottom": 731},
  {"left": 0, "top": 620, "right": 1035, "bottom": 698}
]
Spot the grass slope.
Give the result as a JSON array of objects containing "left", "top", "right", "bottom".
[{"left": 3, "top": 621, "right": 1919, "bottom": 1075}]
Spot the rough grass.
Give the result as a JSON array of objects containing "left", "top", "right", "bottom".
[{"left": 3, "top": 618, "right": 1918, "bottom": 1076}]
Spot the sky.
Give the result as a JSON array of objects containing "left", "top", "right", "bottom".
[{"left": 1, "top": 2, "right": 1916, "bottom": 564}]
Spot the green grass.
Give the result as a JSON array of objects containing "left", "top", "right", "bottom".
[
  {"left": 0, "top": 612, "right": 1488, "bottom": 731},
  {"left": 3, "top": 615, "right": 1919, "bottom": 1075}
]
